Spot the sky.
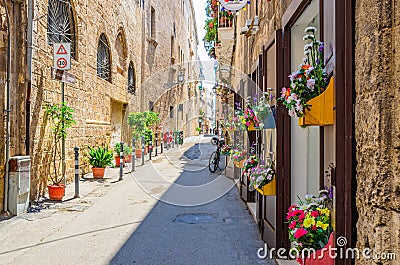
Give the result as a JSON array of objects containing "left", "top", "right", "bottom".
[{"left": 193, "top": 0, "right": 211, "bottom": 63}]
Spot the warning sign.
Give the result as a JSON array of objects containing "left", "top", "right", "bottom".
[{"left": 53, "top": 43, "right": 71, "bottom": 70}]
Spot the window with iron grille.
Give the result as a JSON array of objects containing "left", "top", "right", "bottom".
[
  {"left": 128, "top": 62, "right": 136, "bottom": 94},
  {"left": 150, "top": 7, "right": 156, "bottom": 39},
  {"left": 47, "top": 0, "right": 76, "bottom": 59},
  {"left": 97, "top": 34, "right": 111, "bottom": 82}
]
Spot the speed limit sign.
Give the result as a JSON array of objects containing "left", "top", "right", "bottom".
[{"left": 53, "top": 43, "right": 71, "bottom": 70}]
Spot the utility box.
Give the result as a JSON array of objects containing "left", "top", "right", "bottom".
[{"left": 8, "top": 156, "right": 31, "bottom": 215}]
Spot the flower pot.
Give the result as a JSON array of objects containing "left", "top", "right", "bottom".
[
  {"left": 47, "top": 184, "right": 65, "bottom": 201},
  {"left": 114, "top": 155, "right": 125, "bottom": 167},
  {"left": 298, "top": 77, "right": 335, "bottom": 127},
  {"left": 301, "top": 232, "right": 335, "bottom": 265},
  {"left": 92, "top": 167, "right": 105, "bottom": 179},
  {"left": 234, "top": 160, "right": 245, "bottom": 168},
  {"left": 262, "top": 113, "right": 276, "bottom": 129},
  {"left": 125, "top": 154, "right": 133, "bottom": 163},
  {"left": 255, "top": 178, "right": 276, "bottom": 196}
]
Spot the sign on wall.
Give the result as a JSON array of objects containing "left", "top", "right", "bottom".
[
  {"left": 53, "top": 43, "right": 71, "bottom": 70},
  {"left": 219, "top": 0, "right": 247, "bottom": 11}
]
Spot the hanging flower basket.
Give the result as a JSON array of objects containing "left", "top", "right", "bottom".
[
  {"left": 262, "top": 113, "right": 276, "bottom": 129},
  {"left": 247, "top": 123, "right": 256, "bottom": 131},
  {"left": 298, "top": 77, "right": 335, "bottom": 127},
  {"left": 255, "top": 178, "right": 276, "bottom": 196},
  {"left": 234, "top": 160, "right": 245, "bottom": 168}
]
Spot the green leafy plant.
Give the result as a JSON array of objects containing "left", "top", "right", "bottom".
[
  {"left": 87, "top": 145, "right": 114, "bottom": 168},
  {"left": 114, "top": 143, "right": 132, "bottom": 156},
  {"left": 196, "top": 127, "right": 202, "bottom": 132},
  {"left": 45, "top": 102, "right": 76, "bottom": 185},
  {"left": 144, "top": 128, "right": 154, "bottom": 145},
  {"left": 128, "top": 111, "right": 160, "bottom": 145}
]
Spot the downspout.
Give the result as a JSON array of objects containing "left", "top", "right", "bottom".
[
  {"left": 26, "top": 0, "right": 34, "bottom": 155},
  {"left": 3, "top": 0, "right": 12, "bottom": 214}
]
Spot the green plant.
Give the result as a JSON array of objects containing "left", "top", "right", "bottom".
[
  {"left": 196, "top": 127, "right": 201, "bottom": 132},
  {"left": 45, "top": 102, "right": 76, "bottom": 185},
  {"left": 87, "top": 145, "right": 114, "bottom": 168},
  {"left": 127, "top": 111, "right": 160, "bottom": 143},
  {"left": 114, "top": 143, "right": 132, "bottom": 155},
  {"left": 144, "top": 128, "right": 153, "bottom": 145}
]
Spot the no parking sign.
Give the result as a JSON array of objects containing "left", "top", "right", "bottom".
[{"left": 53, "top": 43, "right": 71, "bottom": 70}]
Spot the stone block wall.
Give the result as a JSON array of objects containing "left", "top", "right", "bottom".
[
  {"left": 355, "top": 0, "right": 400, "bottom": 264},
  {"left": 29, "top": 0, "right": 142, "bottom": 199}
]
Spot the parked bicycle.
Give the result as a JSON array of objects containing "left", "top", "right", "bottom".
[{"left": 208, "top": 137, "right": 226, "bottom": 173}]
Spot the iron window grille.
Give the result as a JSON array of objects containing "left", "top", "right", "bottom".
[{"left": 97, "top": 34, "right": 111, "bottom": 82}]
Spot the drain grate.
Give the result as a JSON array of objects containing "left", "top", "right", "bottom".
[{"left": 173, "top": 213, "right": 217, "bottom": 224}]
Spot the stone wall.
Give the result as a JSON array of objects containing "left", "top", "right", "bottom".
[{"left": 354, "top": 0, "right": 400, "bottom": 263}]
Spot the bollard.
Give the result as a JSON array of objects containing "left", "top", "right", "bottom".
[
  {"left": 141, "top": 136, "right": 145, "bottom": 165},
  {"left": 74, "top": 146, "right": 80, "bottom": 198},
  {"left": 119, "top": 142, "right": 124, "bottom": 181},
  {"left": 131, "top": 138, "right": 136, "bottom": 172},
  {"left": 149, "top": 134, "right": 153, "bottom": 160},
  {"left": 155, "top": 133, "right": 158, "bottom": 157},
  {"left": 160, "top": 133, "right": 163, "bottom": 154}
]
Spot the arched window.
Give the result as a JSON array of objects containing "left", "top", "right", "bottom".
[
  {"left": 116, "top": 28, "right": 127, "bottom": 68},
  {"left": 47, "top": 0, "right": 76, "bottom": 59},
  {"left": 97, "top": 34, "right": 111, "bottom": 82},
  {"left": 127, "top": 62, "right": 136, "bottom": 94}
]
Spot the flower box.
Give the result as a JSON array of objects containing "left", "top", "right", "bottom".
[
  {"left": 262, "top": 113, "right": 275, "bottom": 129},
  {"left": 255, "top": 178, "right": 276, "bottom": 196},
  {"left": 300, "top": 232, "right": 334, "bottom": 265},
  {"left": 234, "top": 160, "right": 245, "bottom": 168},
  {"left": 298, "top": 77, "right": 335, "bottom": 127}
]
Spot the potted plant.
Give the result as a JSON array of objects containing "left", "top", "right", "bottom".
[
  {"left": 287, "top": 190, "right": 334, "bottom": 264},
  {"left": 127, "top": 111, "right": 160, "bottom": 158},
  {"left": 195, "top": 127, "right": 202, "bottom": 135},
  {"left": 113, "top": 143, "right": 133, "bottom": 166},
  {"left": 278, "top": 26, "right": 332, "bottom": 126},
  {"left": 249, "top": 162, "right": 276, "bottom": 196},
  {"left": 254, "top": 90, "right": 276, "bottom": 129},
  {"left": 87, "top": 145, "right": 114, "bottom": 179},
  {"left": 230, "top": 146, "right": 247, "bottom": 168},
  {"left": 220, "top": 144, "right": 232, "bottom": 156},
  {"left": 45, "top": 102, "right": 76, "bottom": 201},
  {"left": 241, "top": 155, "right": 259, "bottom": 181}
]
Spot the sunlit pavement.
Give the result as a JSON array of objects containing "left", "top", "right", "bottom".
[{"left": 0, "top": 136, "right": 274, "bottom": 265}]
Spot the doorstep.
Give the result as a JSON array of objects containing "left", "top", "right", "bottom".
[
  {"left": 247, "top": 202, "right": 257, "bottom": 221},
  {"left": 276, "top": 259, "right": 298, "bottom": 265}
]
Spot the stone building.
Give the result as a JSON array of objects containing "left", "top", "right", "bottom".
[
  {"left": 214, "top": 0, "right": 399, "bottom": 264},
  {"left": 0, "top": 0, "right": 199, "bottom": 212}
]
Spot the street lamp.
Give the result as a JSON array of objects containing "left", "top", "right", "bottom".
[{"left": 178, "top": 70, "right": 185, "bottom": 84}]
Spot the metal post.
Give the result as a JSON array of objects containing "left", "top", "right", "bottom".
[
  {"left": 149, "top": 134, "right": 153, "bottom": 160},
  {"left": 172, "top": 132, "right": 175, "bottom": 148},
  {"left": 141, "top": 136, "right": 145, "bottom": 165},
  {"left": 160, "top": 132, "right": 163, "bottom": 154},
  {"left": 61, "top": 82, "right": 66, "bottom": 189},
  {"left": 155, "top": 133, "right": 158, "bottom": 156},
  {"left": 119, "top": 142, "right": 124, "bottom": 181},
  {"left": 131, "top": 138, "right": 136, "bottom": 172},
  {"left": 74, "top": 146, "right": 80, "bottom": 198}
]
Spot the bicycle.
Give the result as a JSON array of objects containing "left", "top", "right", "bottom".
[{"left": 208, "top": 137, "right": 226, "bottom": 173}]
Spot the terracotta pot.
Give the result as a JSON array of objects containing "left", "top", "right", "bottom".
[
  {"left": 114, "top": 155, "right": 125, "bottom": 167},
  {"left": 48, "top": 184, "right": 65, "bottom": 201},
  {"left": 92, "top": 167, "right": 105, "bottom": 179},
  {"left": 125, "top": 154, "right": 132, "bottom": 163}
]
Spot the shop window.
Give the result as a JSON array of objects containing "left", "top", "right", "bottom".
[{"left": 47, "top": 0, "right": 76, "bottom": 59}]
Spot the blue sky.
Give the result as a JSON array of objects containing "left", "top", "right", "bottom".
[{"left": 193, "top": 0, "right": 211, "bottom": 62}]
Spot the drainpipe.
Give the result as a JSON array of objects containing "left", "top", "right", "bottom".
[
  {"left": 26, "top": 0, "right": 34, "bottom": 155},
  {"left": 3, "top": 0, "right": 12, "bottom": 214}
]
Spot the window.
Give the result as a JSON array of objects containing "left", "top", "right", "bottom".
[
  {"left": 127, "top": 62, "right": 136, "bottom": 94},
  {"left": 171, "top": 36, "right": 175, "bottom": 64},
  {"left": 149, "top": 101, "right": 154, "bottom": 111},
  {"left": 116, "top": 28, "right": 127, "bottom": 67},
  {"left": 47, "top": 0, "right": 76, "bottom": 59},
  {"left": 97, "top": 34, "right": 111, "bottom": 82},
  {"left": 170, "top": 106, "right": 174, "bottom": 118},
  {"left": 150, "top": 7, "right": 156, "bottom": 39}
]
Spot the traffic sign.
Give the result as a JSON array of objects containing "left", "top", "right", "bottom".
[
  {"left": 219, "top": 0, "right": 247, "bottom": 11},
  {"left": 51, "top": 68, "right": 76, "bottom": 84},
  {"left": 53, "top": 43, "right": 71, "bottom": 70}
]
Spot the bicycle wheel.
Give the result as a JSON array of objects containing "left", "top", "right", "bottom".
[{"left": 208, "top": 151, "right": 218, "bottom": 173}]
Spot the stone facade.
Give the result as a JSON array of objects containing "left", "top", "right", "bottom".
[
  {"left": 354, "top": 0, "right": 400, "bottom": 263},
  {"left": 0, "top": 0, "right": 28, "bottom": 212},
  {"left": 0, "top": 0, "right": 199, "bottom": 210}
]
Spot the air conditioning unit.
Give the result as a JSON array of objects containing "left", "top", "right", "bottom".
[{"left": 8, "top": 156, "right": 31, "bottom": 215}]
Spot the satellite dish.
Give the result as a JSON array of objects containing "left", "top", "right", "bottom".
[{"left": 219, "top": 0, "right": 247, "bottom": 11}]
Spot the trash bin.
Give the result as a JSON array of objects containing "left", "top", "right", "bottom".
[
  {"left": 178, "top": 131, "right": 184, "bottom": 145},
  {"left": 8, "top": 156, "right": 31, "bottom": 215}
]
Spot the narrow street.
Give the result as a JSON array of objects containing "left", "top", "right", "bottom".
[{"left": 0, "top": 136, "right": 274, "bottom": 265}]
